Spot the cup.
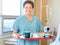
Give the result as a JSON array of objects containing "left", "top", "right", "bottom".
[
  {"left": 24, "top": 32, "right": 30, "bottom": 38},
  {"left": 32, "top": 33, "right": 39, "bottom": 38}
]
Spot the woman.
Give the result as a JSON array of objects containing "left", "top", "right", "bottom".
[{"left": 13, "top": 0, "right": 43, "bottom": 45}]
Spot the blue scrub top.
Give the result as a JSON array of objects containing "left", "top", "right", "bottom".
[{"left": 13, "top": 15, "right": 43, "bottom": 45}]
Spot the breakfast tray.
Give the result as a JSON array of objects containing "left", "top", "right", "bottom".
[{"left": 20, "top": 36, "right": 54, "bottom": 40}]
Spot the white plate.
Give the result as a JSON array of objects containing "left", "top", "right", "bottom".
[{"left": 19, "top": 35, "right": 25, "bottom": 38}]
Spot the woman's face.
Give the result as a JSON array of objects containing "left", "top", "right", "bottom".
[{"left": 24, "top": 3, "right": 33, "bottom": 15}]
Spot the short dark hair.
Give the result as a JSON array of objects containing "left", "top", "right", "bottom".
[{"left": 23, "top": 0, "right": 34, "bottom": 8}]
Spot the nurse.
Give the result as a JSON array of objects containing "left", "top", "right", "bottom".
[{"left": 13, "top": 0, "right": 43, "bottom": 45}]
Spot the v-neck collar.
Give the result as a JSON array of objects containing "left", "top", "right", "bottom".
[{"left": 24, "top": 15, "right": 34, "bottom": 23}]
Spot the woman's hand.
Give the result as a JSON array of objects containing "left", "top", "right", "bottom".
[
  {"left": 13, "top": 33, "right": 20, "bottom": 39},
  {"left": 13, "top": 30, "right": 20, "bottom": 39}
]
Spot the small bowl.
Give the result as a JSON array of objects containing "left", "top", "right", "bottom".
[{"left": 44, "top": 33, "right": 50, "bottom": 38}]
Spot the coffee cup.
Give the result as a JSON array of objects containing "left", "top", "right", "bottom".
[{"left": 24, "top": 32, "right": 30, "bottom": 38}]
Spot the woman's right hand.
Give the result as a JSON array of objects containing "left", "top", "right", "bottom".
[
  {"left": 13, "top": 30, "right": 20, "bottom": 39},
  {"left": 13, "top": 33, "right": 20, "bottom": 39}
]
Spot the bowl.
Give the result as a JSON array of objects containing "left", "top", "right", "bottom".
[{"left": 44, "top": 33, "right": 50, "bottom": 38}]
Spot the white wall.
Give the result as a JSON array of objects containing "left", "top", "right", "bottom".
[
  {"left": 0, "top": 0, "right": 1, "bottom": 14},
  {"left": 0, "top": 17, "right": 2, "bottom": 35},
  {"left": 0, "top": 0, "right": 2, "bottom": 35},
  {"left": 47, "top": 0, "right": 60, "bottom": 31}
]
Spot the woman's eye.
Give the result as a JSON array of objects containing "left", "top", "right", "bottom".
[
  {"left": 25, "top": 7, "right": 28, "bottom": 9},
  {"left": 25, "top": 7, "right": 32, "bottom": 9},
  {"left": 29, "top": 7, "right": 32, "bottom": 9}
]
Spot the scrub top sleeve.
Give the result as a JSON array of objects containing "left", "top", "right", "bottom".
[
  {"left": 13, "top": 18, "right": 19, "bottom": 32},
  {"left": 38, "top": 19, "right": 44, "bottom": 32}
]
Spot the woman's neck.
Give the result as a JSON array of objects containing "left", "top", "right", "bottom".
[
  {"left": 25, "top": 14, "right": 32, "bottom": 17},
  {"left": 25, "top": 14, "right": 32, "bottom": 22}
]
